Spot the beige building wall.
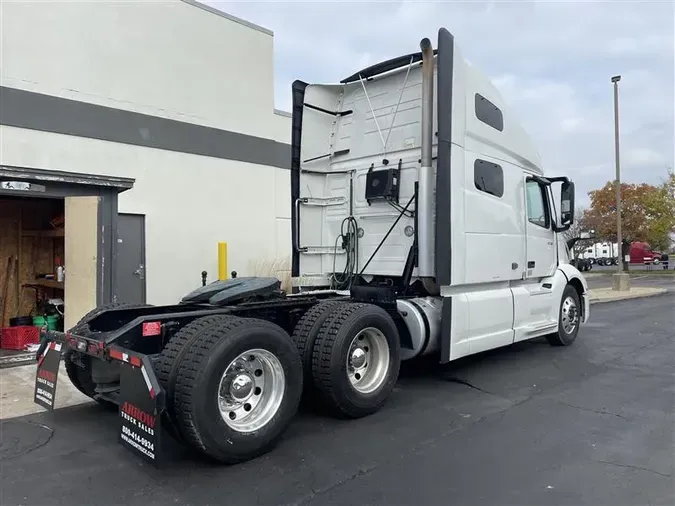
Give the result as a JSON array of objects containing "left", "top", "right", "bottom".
[
  {"left": 1, "top": 0, "right": 292, "bottom": 306},
  {"left": 64, "top": 196, "right": 99, "bottom": 329}
]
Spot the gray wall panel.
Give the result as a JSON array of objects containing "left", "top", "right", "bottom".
[{"left": 0, "top": 86, "right": 291, "bottom": 169}]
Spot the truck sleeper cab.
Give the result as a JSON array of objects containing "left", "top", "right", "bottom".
[
  {"left": 33, "top": 27, "right": 589, "bottom": 467},
  {"left": 291, "top": 28, "right": 589, "bottom": 362}
]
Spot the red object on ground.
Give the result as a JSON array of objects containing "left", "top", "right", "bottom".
[{"left": 0, "top": 326, "right": 40, "bottom": 350}]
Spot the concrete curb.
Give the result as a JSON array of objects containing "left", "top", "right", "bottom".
[
  {"left": 0, "top": 352, "right": 35, "bottom": 369},
  {"left": 589, "top": 288, "right": 668, "bottom": 305}
]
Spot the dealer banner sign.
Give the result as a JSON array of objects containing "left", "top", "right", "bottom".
[{"left": 34, "top": 342, "right": 62, "bottom": 411}]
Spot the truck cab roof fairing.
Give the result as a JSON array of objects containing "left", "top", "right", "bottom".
[{"left": 340, "top": 49, "right": 438, "bottom": 84}]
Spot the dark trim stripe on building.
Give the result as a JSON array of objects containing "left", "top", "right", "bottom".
[{"left": 0, "top": 86, "right": 291, "bottom": 170}]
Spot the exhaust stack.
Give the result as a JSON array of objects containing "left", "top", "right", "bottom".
[{"left": 417, "top": 37, "right": 435, "bottom": 280}]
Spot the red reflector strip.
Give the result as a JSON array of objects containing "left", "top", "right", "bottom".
[
  {"left": 142, "top": 321, "right": 162, "bottom": 337},
  {"left": 140, "top": 366, "right": 156, "bottom": 398},
  {"left": 109, "top": 348, "right": 143, "bottom": 368},
  {"left": 109, "top": 349, "right": 125, "bottom": 362},
  {"left": 37, "top": 345, "right": 50, "bottom": 367}
]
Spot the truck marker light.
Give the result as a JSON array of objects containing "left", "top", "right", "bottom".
[{"left": 142, "top": 321, "right": 162, "bottom": 337}]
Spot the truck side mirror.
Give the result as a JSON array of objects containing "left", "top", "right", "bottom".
[
  {"left": 560, "top": 181, "right": 575, "bottom": 227},
  {"left": 579, "top": 229, "right": 596, "bottom": 240}
]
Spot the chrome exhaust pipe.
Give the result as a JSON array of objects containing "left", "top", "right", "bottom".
[{"left": 417, "top": 37, "right": 435, "bottom": 280}]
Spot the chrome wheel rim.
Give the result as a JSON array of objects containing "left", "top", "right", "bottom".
[
  {"left": 561, "top": 296, "right": 579, "bottom": 334},
  {"left": 217, "top": 349, "right": 285, "bottom": 433},
  {"left": 346, "top": 327, "right": 390, "bottom": 394}
]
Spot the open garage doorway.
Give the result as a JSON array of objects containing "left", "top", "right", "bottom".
[
  {"left": 0, "top": 195, "right": 65, "bottom": 360},
  {"left": 0, "top": 166, "right": 134, "bottom": 366}
]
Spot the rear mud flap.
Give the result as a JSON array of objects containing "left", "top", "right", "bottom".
[
  {"left": 34, "top": 341, "right": 166, "bottom": 467},
  {"left": 34, "top": 342, "right": 62, "bottom": 411},
  {"left": 117, "top": 353, "right": 165, "bottom": 467}
]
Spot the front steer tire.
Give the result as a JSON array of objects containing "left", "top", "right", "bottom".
[
  {"left": 171, "top": 315, "right": 303, "bottom": 464},
  {"left": 311, "top": 303, "right": 401, "bottom": 419},
  {"left": 547, "top": 284, "right": 581, "bottom": 347}
]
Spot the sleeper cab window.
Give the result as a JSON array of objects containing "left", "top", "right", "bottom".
[
  {"left": 526, "top": 180, "right": 549, "bottom": 228},
  {"left": 474, "top": 159, "right": 504, "bottom": 198},
  {"left": 475, "top": 93, "right": 504, "bottom": 131}
]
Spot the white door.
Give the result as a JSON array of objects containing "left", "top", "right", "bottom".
[{"left": 524, "top": 177, "right": 557, "bottom": 279}]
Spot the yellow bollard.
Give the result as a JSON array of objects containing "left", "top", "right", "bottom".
[{"left": 218, "top": 242, "right": 228, "bottom": 280}]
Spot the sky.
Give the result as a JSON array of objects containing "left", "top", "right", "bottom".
[{"left": 208, "top": 0, "right": 674, "bottom": 206}]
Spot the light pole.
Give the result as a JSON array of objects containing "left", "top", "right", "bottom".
[{"left": 611, "top": 75, "right": 630, "bottom": 291}]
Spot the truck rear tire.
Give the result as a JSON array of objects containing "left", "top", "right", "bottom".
[
  {"left": 311, "top": 303, "right": 401, "bottom": 418},
  {"left": 155, "top": 315, "right": 228, "bottom": 443},
  {"left": 291, "top": 300, "right": 346, "bottom": 399},
  {"left": 172, "top": 315, "right": 303, "bottom": 464},
  {"left": 547, "top": 284, "right": 581, "bottom": 347}
]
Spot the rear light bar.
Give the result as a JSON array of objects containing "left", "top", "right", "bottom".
[{"left": 64, "top": 333, "right": 105, "bottom": 357}]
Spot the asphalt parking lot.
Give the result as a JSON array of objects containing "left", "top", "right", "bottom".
[
  {"left": 586, "top": 271, "right": 675, "bottom": 291},
  {"left": 2, "top": 292, "right": 674, "bottom": 506}
]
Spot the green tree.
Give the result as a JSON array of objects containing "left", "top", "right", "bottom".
[
  {"left": 645, "top": 169, "right": 675, "bottom": 251},
  {"left": 583, "top": 168, "right": 675, "bottom": 269}
]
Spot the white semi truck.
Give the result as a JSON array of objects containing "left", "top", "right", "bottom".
[
  {"left": 34, "top": 27, "right": 589, "bottom": 466},
  {"left": 582, "top": 242, "right": 619, "bottom": 265}
]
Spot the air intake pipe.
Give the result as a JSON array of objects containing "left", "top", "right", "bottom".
[{"left": 417, "top": 37, "right": 435, "bottom": 281}]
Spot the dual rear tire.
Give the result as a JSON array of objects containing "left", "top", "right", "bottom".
[
  {"left": 157, "top": 302, "right": 402, "bottom": 463},
  {"left": 292, "top": 301, "right": 401, "bottom": 418},
  {"left": 156, "top": 315, "right": 303, "bottom": 464}
]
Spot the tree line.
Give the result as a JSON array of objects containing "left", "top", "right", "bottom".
[{"left": 567, "top": 168, "right": 675, "bottom": 257}]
